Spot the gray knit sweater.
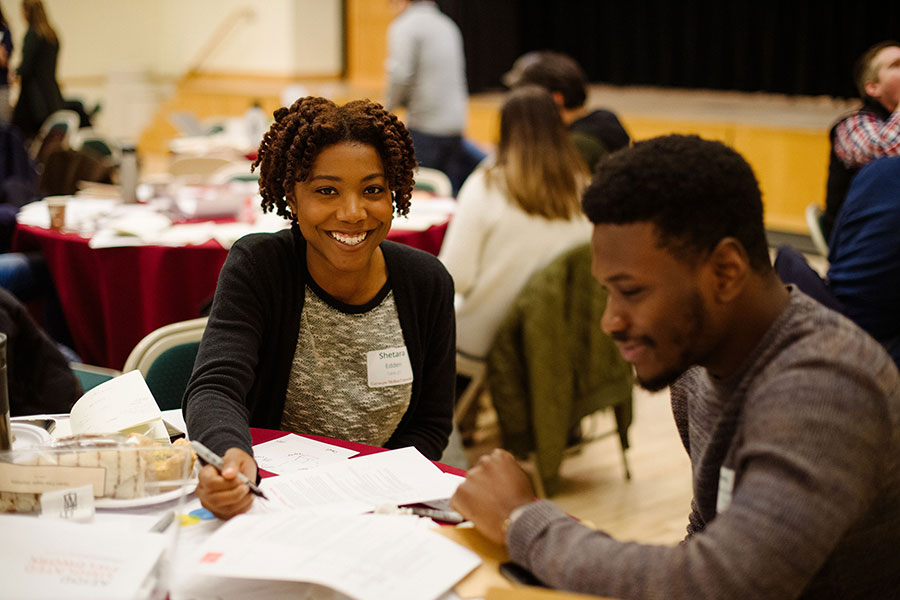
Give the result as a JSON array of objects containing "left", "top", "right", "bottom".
[{"left": 507, "top": 289, "right": 900, "bottom": 599}]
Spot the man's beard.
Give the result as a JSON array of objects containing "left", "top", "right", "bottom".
[{"left": 630, "top": 291, "right": 707, "bottom": 392}]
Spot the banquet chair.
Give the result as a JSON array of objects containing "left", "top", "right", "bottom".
[
  {"left": 413, "top": 166, "right": 453, "bottom": 197},
  {"left": 806, "top": 203, "right": 830, "bottom": 257},
  {"left": 454, "top": 351, "right": 487, "bottom": 425},
  {"left": 486, "top": 243, "right": 634, "bottom": 496},
  {"left": 210, "top": 160, "right": 259, "bottom": 184},
  {"left": 70, "top": 362, "right": 121, "bottom": 393},
  {"left": 29, "top": 110, "right": 81, "bottom": 162},
  {"left": 122, "top": 317, "right": 208, "bottom": 410}
]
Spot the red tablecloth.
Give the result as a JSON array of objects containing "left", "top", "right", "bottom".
[
  {"left": 12, "top": 221, "right": 449, "bottom": 370},
  {"left": 250, "top": 427, "right": 466, "bottom": 478}
]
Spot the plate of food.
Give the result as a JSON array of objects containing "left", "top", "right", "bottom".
[
  {"left": 1, "top": 433, "right": 198, "bottom": 513},
  {"left": 10, "top": 422, "right": 53, "bottom": 450}
]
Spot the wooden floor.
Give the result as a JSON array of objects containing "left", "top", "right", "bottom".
[{"left": 462, "top": 386, "right": 693, "bottom": 546}]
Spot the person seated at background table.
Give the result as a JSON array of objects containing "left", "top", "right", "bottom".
[
  {"left": 824, "top": 40, "right": 900, "bottom": 239},
  {"left": 184, "top": 96, "right": 456, "bottom": 519},
  {"left": 451, "top": 135, "right": 900, "bottom": 599},
  {"left": 439, "top": 85, "right": 591, "bottom": 360},
  {"left": 775, "top": 155, "right": 900, "bottom": 368},
  {"left": 503, "top": 50, "right": 630, "bottom": 173},
  {"left": 0, "top": 287, "right": 80, "bottom": 415}
]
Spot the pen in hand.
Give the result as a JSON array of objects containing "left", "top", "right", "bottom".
[{"left": 191, "top": 440, "right": 268, "bottom": 500}]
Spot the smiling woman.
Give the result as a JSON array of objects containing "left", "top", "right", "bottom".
[{"left": 182, "top": 97, "right": 456, "bottom": 520}]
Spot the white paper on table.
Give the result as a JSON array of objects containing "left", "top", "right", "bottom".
[
  {"left": 160, "top": 409, "right": 187, "bottom": 437},
  {"left": 69, "top": 370, "right": 168, "bottom": 442},
  {"left": 0, "top": 515, "right": 169, "bottom": 600},
  {"left": 191, "top": 511, "right": 480, "bottom": 600},
  {"left": 252, "top": 433, "right": 358, "bottom": 475},
  {"left": 259, "top": 447, "right": 459, "bottom": 512}
]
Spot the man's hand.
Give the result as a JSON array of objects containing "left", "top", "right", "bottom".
[
  {"left": 196, "top": 447, "right": 258, "bottom": 520},
  {"left": 451, "top": 448, "right": 537, "bottom": 545}
]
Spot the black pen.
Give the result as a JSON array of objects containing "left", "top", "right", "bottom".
[{"left": 191, "top": 440, "right": 268, "bottom": 500}]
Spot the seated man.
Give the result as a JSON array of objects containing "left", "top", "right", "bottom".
[
  {"left": 503, "top": 50, "right": 630, "bottom": 172},
  {"left": 826, "top": 155, "right": 900, "bottom": 365},
  {"left": 452, "top": 135, "right": 900, "bottom": 599},
  {"left": 825, "top": 40, "right": 900, "bottom": 238}
]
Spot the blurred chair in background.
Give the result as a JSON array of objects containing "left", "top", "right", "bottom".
[
  {"left": 805, "top": 203, "right": 829, "bottom": 257},
  {"left": 413, "top": 166, "right": 453, "bottom": 197},
  {"left": 123, "top": 317, "right": 207, "bottom": 410}
]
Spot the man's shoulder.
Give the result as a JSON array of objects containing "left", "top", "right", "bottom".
[{"left": 753, "top": 292, "right": 899, "bottom": 399}]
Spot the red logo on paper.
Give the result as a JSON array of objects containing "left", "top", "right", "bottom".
[{"left": 200, "top": 552, "right": 223, "bottom": 563}]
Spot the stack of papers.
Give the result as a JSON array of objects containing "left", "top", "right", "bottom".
[
  {"left": 2, "top": 515, "right": 168, "bottom": 600},
  {"left": 172, "top": 442, "right": 476, "bottom": 600}
]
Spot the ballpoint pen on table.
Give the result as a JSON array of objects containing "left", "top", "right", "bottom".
[{"left": 191, "top": 440, "right": 269, "bottom": 500}]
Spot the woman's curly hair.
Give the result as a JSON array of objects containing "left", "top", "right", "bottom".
[{"left": 252, "top": 96, "right": 417, "bottom": 220}]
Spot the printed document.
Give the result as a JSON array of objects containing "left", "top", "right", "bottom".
[
  {"left": 192, "top": 511, "right": 480, "bottom": 600},
  {"left": 259, "top": 447, "right": 461, "bottom": 512}
]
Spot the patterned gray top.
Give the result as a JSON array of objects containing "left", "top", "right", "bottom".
[{"left": 281, "top": 282, "right": 412, "bottom": 447}]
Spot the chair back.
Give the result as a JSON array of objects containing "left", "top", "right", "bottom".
[
  {"left": 29, "top": 110, "right": 81, "bottom": 162},
  {"left": 486, "top": 243, "right": 634, "bottom": 495},
  {"left": 413, "top": 167, "right": 453, "bottom": 197},
  {"left": 805, "top": 203, "right": 829, "bottom": 257},
  {"left": 122, "top": 317, "right": 208, "bottom": 410},
  {"left": 210, "top": 160, "right": 259, "bottom": 184}
]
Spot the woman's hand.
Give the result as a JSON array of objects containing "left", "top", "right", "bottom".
[{"left": 195, "top": 447, "right": 258, "bottom": 520}]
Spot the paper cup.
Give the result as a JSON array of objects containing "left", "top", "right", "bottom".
[{"left": 47, "top": 198, "right": 67, "bottom": 231}]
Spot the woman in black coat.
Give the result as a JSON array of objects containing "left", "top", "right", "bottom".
[{"left": 11, "top": 0, "right": 62, "bottom": 140}]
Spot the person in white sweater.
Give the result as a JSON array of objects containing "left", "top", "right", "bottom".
[{"left": 439, "top": 86, "right": 592, "bottom": 358}]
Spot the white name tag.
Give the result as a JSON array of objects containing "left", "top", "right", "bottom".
[
  {"left": 366, "top": 346, "right": 414, "bottom": 388},
  {"left": 716, "top": 466, "right": 735, "bottom": 514}
]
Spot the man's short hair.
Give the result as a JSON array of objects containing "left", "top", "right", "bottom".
[
  {"left": 582, "top": 135, "right": 771, "bottom": 272},
  {"left": 502, "top": 51, "right": 587, "bottom": 110},
  {"left": 853, "top": 40, "right": 900, "bottom": 101}
]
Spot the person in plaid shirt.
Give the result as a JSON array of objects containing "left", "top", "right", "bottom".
[{"left": 823, "top": 41, "right": 900, "bottom": 238}]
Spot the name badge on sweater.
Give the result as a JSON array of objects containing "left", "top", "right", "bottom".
[
  {"left": 366, "top": 346, "right": 414, "bottom": 388},
  {"left": 716, "top": 467, "right": 735, "bottom": 514}
]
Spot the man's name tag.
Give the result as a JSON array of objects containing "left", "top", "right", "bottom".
[
  {"left": 716, "top": 466, "right": 735, "bottom": 514},
  {"left": 366, "top": 346, "right": 414, "bottom": 388}
]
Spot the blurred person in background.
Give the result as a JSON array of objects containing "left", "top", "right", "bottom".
[
  {"left": 386, "top": 0, "right": 485, "bottom": 195},
  {"left": 504, "top": 50, "right": 630, "bottom": 173},
  {"left": 439, "top": 86, "right": 591, "bottom": 360},
  {"left": 11, "top": 0, "right": 63, "bottom": 141},
  {"left": 0, "top": 5, "right": 12, "bottom": 122}
]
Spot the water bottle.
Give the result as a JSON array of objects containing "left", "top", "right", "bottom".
[
  {"left": 120, "top": 145, "right": 139, "bottom": 204},
  {"left": 0, "top": 333, "right": 10, "bottom": 451}
]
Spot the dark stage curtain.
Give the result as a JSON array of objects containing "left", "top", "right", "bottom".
[{"left": 438, "top": 0, "right": 900, "bottom": 99}]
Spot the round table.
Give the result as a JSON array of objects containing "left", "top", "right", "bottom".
[{"left": 13, "top": 221, "right": 449, "bottom": 369}]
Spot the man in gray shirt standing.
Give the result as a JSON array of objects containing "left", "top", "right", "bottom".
[
  {"left": 452, "top": 135, "right": 900, "bottom": 599},
  {"left": 386, "top": 0, "right": 484, "bottom": 195}
]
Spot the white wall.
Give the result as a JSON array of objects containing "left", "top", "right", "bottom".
[
  {"left": 0, "top": 0, "right": 342, "bottom": 79},
  {"left": 0, "top": 0, "right": 342, "bottom": 140}
]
